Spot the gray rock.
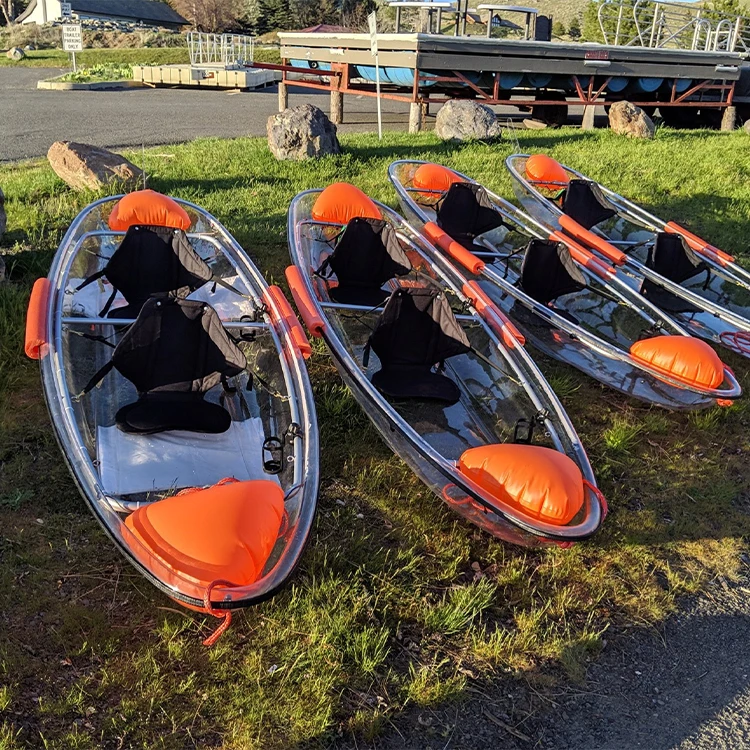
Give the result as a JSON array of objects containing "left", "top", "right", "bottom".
[
  {"left": 608, "top": 101, "right": 655, "bottom": 139},
  {"left": 47, "top": 141, "right": 144, "bottom": 191},
  {"left": 6, "top": 47, "right": 26, "bottom": 62},
  {"left": 435, "top": 99, "right": 502, "bottom": 142},
  {"left": 266, "top": 104, "right": 340, "bottom": 161},
  {"left": 24, "top": 44, "right": 36, "bottom": 51},
  {"left": 744, "top": 120, "right": 750, "bottom": 135}
]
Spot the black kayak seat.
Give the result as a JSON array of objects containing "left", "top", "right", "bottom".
[
  {"left": 316, "top": 217, "right": 411, "bottom": 306},
  {"left": 561, "top": 179, "right": 617, "bottom": 230},
  {"left": 368, "top": 287, "right": 471, "bottom": 405},
  {"left": 436, "top": 182, "right": 506, "bottom": 249},
  {"left": 77, "top": 225, "right": 212, "bottom": 318},
  {"left": 640, "top": 232, "right": 708, "bottom": 314},
  {"left": 83, "top": 297, "right": 246, "bottom": 435},
  {"left": 520, "top": 239, "right": 587, "bottom": 305}
]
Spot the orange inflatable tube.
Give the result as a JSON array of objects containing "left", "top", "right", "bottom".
[
  {"left": 266, "top": 285, "right": 312, "bottom": 359},
  {"left": 284, "top": 266, "right": 326, "bottom": 338},
  {"left": 549, "top": 230, "right": 615, "bottom": 278},
  {"left": 558, "top": 215, "right": 627, "bottom": 266},
  {"left": 462, "top": 281, "right": 525, "bottom": 349},
  {"left": 423, "top": 222, "right": 486, "bottom": 275},
  {"left": 665, "top": 221, "right": 735, "bottom": 267},
  {"left": 25, "top": 278, "right": 51, "bottom": 360}
]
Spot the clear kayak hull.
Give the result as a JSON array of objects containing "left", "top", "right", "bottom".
[
  {"left": 389, "top": 160, "right": 740, "bottom": 410},
  {"left": 506, "top": 153, "right": 750, "bottom": 361},
  {"left": 30, "top": 196, "right": 319, "bottom": 611},
  {"left": 288, "top": 188, "right": 606, "bottom": 547}
]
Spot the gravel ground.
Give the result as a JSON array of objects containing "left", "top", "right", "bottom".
[{"left": 335, "top": 567, "right": 750, "bottom": 750}]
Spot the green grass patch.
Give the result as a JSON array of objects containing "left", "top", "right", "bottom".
[
  {"left": 0, "top": 46, "right": 188, "bottom": 68},
  {"left": 55, "top": 62, "right": 133, "bottom": 83},
  {"left": 1, "top": 128, "right": 749, "bottom": 747},
  {"left": 0, "top": 45, "right": 280, "bottom": 68}
]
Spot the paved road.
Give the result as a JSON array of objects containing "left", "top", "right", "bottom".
[
  {"left": 339, "top": 570, "right": 750, "bottom": 749},
  {"left": 0, "top": 66, "right": 424, "bottom": 162}
]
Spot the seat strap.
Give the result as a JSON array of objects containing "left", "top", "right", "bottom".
[{"left": 73, "top": 360, "right": 115, "bottom": 401}]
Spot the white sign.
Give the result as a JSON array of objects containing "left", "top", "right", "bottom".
[
  {"left": 368, "top": 10, "right": 378, "bottom": 56},
  {"left": 62, "top": 23, "right": 83, "bottom": 52},
  {"left": 60, "top": 2, "right": 72, "bottom": 18}
]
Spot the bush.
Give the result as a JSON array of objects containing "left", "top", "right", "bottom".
[{"left": 552, "top": 20, "right": 566, "bottom": 37}]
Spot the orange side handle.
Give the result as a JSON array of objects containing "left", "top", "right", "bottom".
[
  {"left": 25, "top": 278, "right": 51, "bottom": 360},
  {"left": 558, "top": 214, "right": 627, "bottom": 266},
  {"left": 550, "top": 231, "right": 615, "bottom": 279},
  {"left": 665, "top": 221, "right": 735, "bottom": 267},
  {"left": 423, "top": 221, "right": 486, "bottom": 275},
  {"left": 284, "top": 266, "right": 326, "bottom": 338},
  {"left": 266, "top": 285, "right": 312, "bottom": 359},
  {"left": 462, "top": 281, "right": 525, "bottom": 349}
]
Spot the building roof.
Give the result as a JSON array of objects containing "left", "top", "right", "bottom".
[{"left": 71, "top": 0, "right": 188, "bottom": 25}]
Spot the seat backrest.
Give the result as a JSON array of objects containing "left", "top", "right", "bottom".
[
  {"left": 520, "top": 239, "right": 587, "bottom": 304},
  {"left": 436, "top": 183, "right": 506, "bottom": 248},
  {"left": 80, "top": 225, "right": 212, "bottom": 317},
  {"left": 112, "top": 297, "right": 246, "bottom": 395},
  {"left": 369, "top": 287, "right": 471, "bottom": 372},
  {"left": 318, "top": 217, "right": 411, "bottom": 304},
  {"left": 561, "top": 180, "right": 617, "bottom": 230}
]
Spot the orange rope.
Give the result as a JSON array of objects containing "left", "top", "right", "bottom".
[
  {"left": 583, "top": 479, "right": 608, "bottom": 519},
  {"left": 202, "top": 579, "right": 235, "bottom": 647}
]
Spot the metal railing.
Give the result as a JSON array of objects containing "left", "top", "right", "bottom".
[
  {"left": 597, "top": 0, "right": 749, "bottom": 53},
  {"left": 187, "top": 32, "right": 254, "bottom": 67}
]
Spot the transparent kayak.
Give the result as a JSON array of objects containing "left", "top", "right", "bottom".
[
  {"left": 25, "top": 195, "right": 319, "bottom": 616},
  {"left": 506, "top": 153, "right": 750, "bottom": 359},
  {"left": 389, "top": 160, "right": 740, "bottom": 411},
  {"left": 287, "top": 184, "right": 606, "bottom": 548}
]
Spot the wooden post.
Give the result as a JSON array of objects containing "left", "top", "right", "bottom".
[
  {"left": 409, "top": 101, "right": 424, "bottom": 133},
  {"left": 330, "top": 90, "right": 344, "bottom": 124},
  {"left": 278, "top": 80, "right": 288, "bottom": 112},
  {"left": 721, "top": 106, "right": 736, "bottom": 131},
  {"left": 582, "top": 105, "right": 596, "bottom": 130}
]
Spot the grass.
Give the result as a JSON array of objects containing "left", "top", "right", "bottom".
[
  {"left": 55, "top": 63, "right": 133, "bottom": 83},
  {"left": 0, "top": 46, "right": 281, "bottom": 68},
  {"left": 1, "top": 127, "right": 750, "bottom": 747}
]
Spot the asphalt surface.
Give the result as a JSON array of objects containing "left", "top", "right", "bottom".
[
  {"left": 0, "top": 66, "right": 422, "bottom": 162},
  {"left": 338, "top": 569, "right": 750, "bottom": 750}
]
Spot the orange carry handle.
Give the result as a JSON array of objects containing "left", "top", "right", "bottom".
[
  {"left": 462, "top": 281, "right": 525, "bottom": 349},
  {"left": 266, "top": 285, "right": 312, "bottom": 359},
  {"left": 665, "top": 221, "right": 735, "bottom": 267},
  {"left": 284, "top": 266, "right": 326, "bottom": 338},
  {"left": 558, "top": 214, "right": 627, "bottom": 266},
  {"left": 549, "top": 231, "right": 615, "bottom": 279},
  {"left": 423, "top": 221, "right": 486, "bottom": 275},
  {"left": 25, "top": 278, "right": 51, "bottom": 360}
]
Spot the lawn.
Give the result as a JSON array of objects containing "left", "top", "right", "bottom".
[
  {"left": 1, "top": 128, "right": 749, "bottom": 749},
  {"left": 0, "top": 46, "right": 281, "bottom": 69}
]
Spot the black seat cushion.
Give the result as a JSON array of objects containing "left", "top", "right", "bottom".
[
  {"left": 371, "top": 366, "right": 461, "bottom": 404},
  {"left": 115, "top": 393, "right": 231, "bottom": 435}
]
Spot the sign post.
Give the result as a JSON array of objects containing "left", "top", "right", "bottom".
[
  {"left": 62, "top": 22, "right": 83, "bottom": 73},
  {"left": 367, "top": 11, "right": 383, "bottom": 140}
]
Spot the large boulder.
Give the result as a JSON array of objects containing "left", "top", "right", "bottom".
[
  {"left": 6, "top": 47, "right": 25, "bottom": 61},
  {"left": 435, "top": 99, "right": 502, "bottom": 142},
  {"left": 266, "top": 104, "right": 341, "bottom": 161},
  {"left": 47, "top": 141, "right": 144, "bottom": 191},
  {"left": 608, "top": 101, "right": 655, "bottom": 139}
]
